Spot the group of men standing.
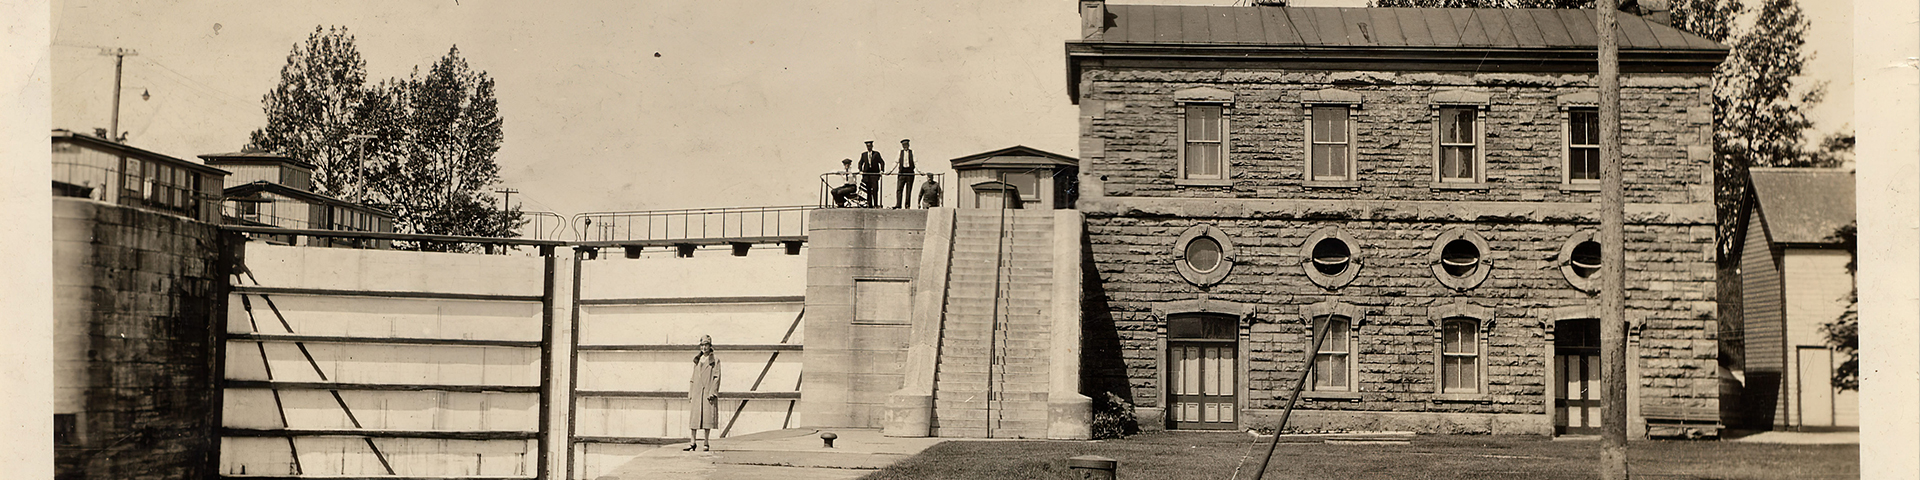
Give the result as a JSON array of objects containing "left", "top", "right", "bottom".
[{"left": 833, "top": 139, "right": 941, "bottom": 209}]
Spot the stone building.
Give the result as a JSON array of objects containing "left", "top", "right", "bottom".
[{"left": 1066, "top": 2, "right": 1726, "bottom": 436}]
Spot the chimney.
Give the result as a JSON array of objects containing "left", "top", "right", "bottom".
[
  {"left": 1080, "top": 0, "right": 1107, "bottom": 40},
  {"left": 1620, "top": 0, "right": 1673, "bottom": 26}
]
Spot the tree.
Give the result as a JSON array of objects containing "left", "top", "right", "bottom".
[
  {"left": 1713, "top": 0, "right": 1823, "bottom": 260},
  {"left": 249, "top": 30, "right": 522, "bottom": 250},
  {"left": 1802, "top": 129, "right": 1854, "bottom": 168},
  {"left": 1819, "top": 222, "right": 1858, "bottom": 391},
  {"left": 366, "top": 47, "right": 522, "bottom": 250},
  {"left": 246, "top": 26, "right": 375, "bottom": 199}
]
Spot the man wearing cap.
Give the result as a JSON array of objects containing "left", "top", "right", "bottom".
[
  {"left": 830, "top": 159, "right": 862, "bottom": 208},
  {"left": 893, "top": 139, "right": 916, "bottom": 209},
  {"left": 858, "top": 140, "right": 885, "bottom": 208},
  {"left": 686, "top": 335, "right": 722, "bottom": 451}
]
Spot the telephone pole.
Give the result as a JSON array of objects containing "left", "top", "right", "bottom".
[
  {"left": 495, "top": 188, "right": 519, "bottom": 209},
  {"left": 1597, "top": 1, "right": 1629, "bottom": 479},
  {"left": 98, "top": 48, "right": 138, "bottom": 142}
]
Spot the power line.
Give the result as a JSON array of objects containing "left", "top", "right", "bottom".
[{"left": 139, "top": 57, "right": 256, "bottom": 106}]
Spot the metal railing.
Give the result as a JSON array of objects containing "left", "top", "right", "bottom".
[
  {"left": 520, "top": 211, "right": 570, "bottom": 242},
  {"left": 818, "top": 171, "right": 944, "bottom": 209},
  {"left": 573, "top": 205, "right": 816, "bottom": 245},
  {"left": 51, "top": 160, "right": 117, "bottom": 201}
]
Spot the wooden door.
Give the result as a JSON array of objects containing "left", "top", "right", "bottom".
[
  {"left": 1168, "top": 343, "right": 1237, "bottom": 430},
  {"left": 1166, "top": 314, "right": 1238, "bottom": 430},
  {"left": 1796, "top": 346, "right": 1836, "bottom": 427},
  {"left": 1555, "top": 319, "right": 1601, "bottom": 435}
]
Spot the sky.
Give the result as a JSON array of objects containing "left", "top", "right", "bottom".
[{"left": 50, "top": 0, "right": 1853, "bottom": 220}]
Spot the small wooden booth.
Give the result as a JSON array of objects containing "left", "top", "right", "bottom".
[{"left": 949, "top": 145, "right": 1079, "bottom": 210}]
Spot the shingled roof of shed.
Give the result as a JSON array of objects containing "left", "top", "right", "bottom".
[
  {"left": 1095, "top": 6, "right": 1725, "bottom": 51},
  {"left": 1749, "top": 168, "right": 1855, "bottom": 245}
]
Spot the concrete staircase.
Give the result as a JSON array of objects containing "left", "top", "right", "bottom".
[
  {"left": 929, "top": 209, "right": 1057, "bottom": 438},
  {"left": 883, "top": 207, "right": 1087, "bottom": 440}
]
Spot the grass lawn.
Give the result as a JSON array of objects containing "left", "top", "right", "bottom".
[{"left": 859, "top": 432, "right": 1857, "bottom": 480}]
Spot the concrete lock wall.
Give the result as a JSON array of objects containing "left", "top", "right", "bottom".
[
  {"left": 798, "top": 209, "right": 929, "bottom": 429},
  {"left": 220, "top": 242, "right": 549, "bottom": 477},
  {"left": 570, "top": 246, "right": 807, "bottom": 480},
  {"left": 52, "top": 197, "right": 224, "bottom": 480}
]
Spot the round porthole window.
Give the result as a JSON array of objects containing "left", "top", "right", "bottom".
[
  {"left": 1440, "top": 239, "right": 1482, "bottom": 277},
  {"left": 1175, "top": 225, "right": 1235, "bottom": 287},
  {"left": 1570, "top": 241, "right": 1601, "bottom": 277},
  {"left": 1301, "top": 226, "right": 1361, "bottom": 289},
  {"left": 1430, "top": 228, "right": 1491, "bottom": 291},
  {"left": 1556, "top": 231, "right": 1602, "bottom": 293},
  {"left": 1311, "top": 238, "right": 1351, "bottom": 276},
  {"left": 1186, "top": 237, "right": 1223, "bottom": 273}
]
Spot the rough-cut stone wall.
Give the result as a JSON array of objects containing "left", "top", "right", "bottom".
[
  {"left": 52, "top": 197, "right": 224, "bottom": 480},
  {"left": 1076, "top": 68, "right": 1718, "bottom": 435},
  {"left": 1077, "top": 70, "right": 1715, "bottom": 205}
]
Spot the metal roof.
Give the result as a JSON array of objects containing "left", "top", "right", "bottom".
[
  {"left": 1749, "top": 168, "right": 1854, "bottom": 245},
  {"left": 52, "top": 129, "right": 232, "bottom": 176},
  {"left": 223, "top": 181, "right": 398, "bottom": 218},
  {"left": 200, "top": 151, "right": 319, "bottom": 171},
  {"left": 1095, "top": 6, "right": 1724, "bottom": 51},
  {"left": 948, "top": 145, "right": 1080, "bottom": 169}
]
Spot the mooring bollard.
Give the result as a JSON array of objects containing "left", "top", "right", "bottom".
[
  {"left": 1067, "top": 455, "right": 1116, "bottom": 480},
  {"left": 821, "top": 431, "right": 838, "bottom": 448}
]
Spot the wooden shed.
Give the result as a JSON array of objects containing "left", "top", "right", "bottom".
[{"left": 1737, "top": 167, "right": 1857, "bottom": 430}]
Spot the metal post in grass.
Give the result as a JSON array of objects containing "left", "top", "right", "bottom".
[
  {"left": 1249, "top": 316, "right": 1334, "bottom": 480},
  {"left": 1597, "top": 1, "right": 1630, "bottom": 479},
  {"left": 1068, "top": 455, "right": 1116, "bottom": 480}
]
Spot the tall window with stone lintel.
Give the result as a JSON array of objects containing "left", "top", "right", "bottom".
[
  {"left": 1429, "top": 90, "right": 1489, "bottom": 186},
  {"left": 1182, "top": 104, "right": 1225, "bottom": 180},
  {"left": 1567, "top": 108, "right": 1600, "bottom": 183},
  {"left": 1440, "top": 318, "right": 1480, "bottom": 393},
  {"left": 1437, "top": 107, "right": 1479, "bottom": 182},
  {"left": 1311, "top": 315, "right": 1355, "bottom": 391},
  {"left": 1308, "top": 106, "right": 1354, "bottom": 182}
]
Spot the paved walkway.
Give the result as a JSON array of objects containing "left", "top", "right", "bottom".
[
  {"left": 591, "top": 428, "right": 946, "bottom": 480},
  {"left": 1726, "top": 430, "right": 1859, "bottom": 444}
]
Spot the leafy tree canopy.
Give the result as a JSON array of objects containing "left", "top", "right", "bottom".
[{"left": 247, "top": 28, "right": 522, "bottom": 251}]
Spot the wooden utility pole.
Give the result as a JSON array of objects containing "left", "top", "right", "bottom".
[
  {"left": 496, "top": 188, "right": 519, "bottom": 210},
  {"left": 99, "top": 48, "right": 138, "bottom": 142},
  {"left": 1597, "top": 1, "right": 1629, "bottom": 479},
  {"left": 1248, "top": 318, "right": 1333, "bottom": 480}
]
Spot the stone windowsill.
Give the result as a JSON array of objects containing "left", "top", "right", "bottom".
[
  {"left": 1429, "top": 182, "right": 1490, "bottom": 191},
  {"left": 1175, "top": 178, "right": 1235, "bottom": 187},
  {"left": 1430, "top": 393, "right": 1493, "bottom": 404},
  {"left": 1301, "top": 180, "right": 1362, "bottom": 189},
  {"left": 1301, "top": 390, "right": 1363, "bottom": 401},
  {"left": 1559, "top": 183, "right": 1602, "bottom": 192}
]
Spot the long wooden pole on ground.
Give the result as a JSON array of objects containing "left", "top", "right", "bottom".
[
  {"left": 1597, "top": 2, "right": 1629, "bottom": 479},
  {"left": 1248, "top": 317, "right": 1333, "bottom": 480}
]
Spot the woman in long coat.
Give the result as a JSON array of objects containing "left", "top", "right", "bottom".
[{"left": 686, "top": 335, "right": 721, "bottom": 451}]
